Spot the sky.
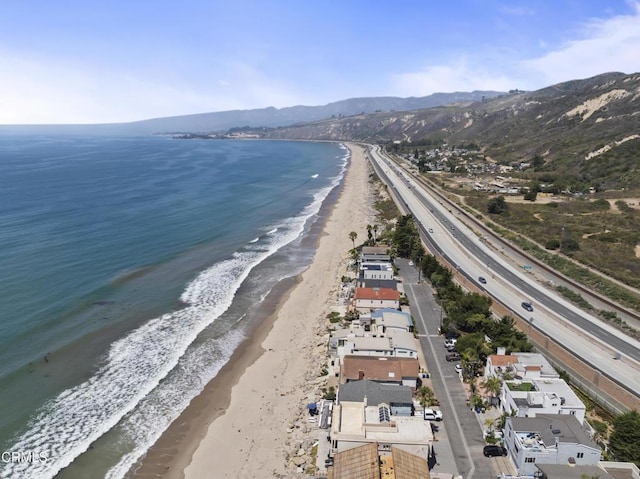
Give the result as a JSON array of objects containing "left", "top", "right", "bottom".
[{"left": 2, "top": 0, "right": 640, "bottom": 124}]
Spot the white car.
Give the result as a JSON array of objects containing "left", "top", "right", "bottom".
[
  {"left": 444, "top": 338, "right": 457, "bottom": 348},
  {"left": 423, "top": 408, "right": 443, "bottom": 421},
  {"left": 408, "top": 260, "right": 414, "bottom": 266},
  {"left": 455, "top": 364, "right": 462, "bottom": 374}
]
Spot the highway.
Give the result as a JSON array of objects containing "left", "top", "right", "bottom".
[{"left": 367, "top": 146, "right": 640, "bottom": 401}]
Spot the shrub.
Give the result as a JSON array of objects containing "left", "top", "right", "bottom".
[{"left": 545, "top": 238, "right": 560, "bottom": 250}]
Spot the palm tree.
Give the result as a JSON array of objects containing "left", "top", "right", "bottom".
[
  {"left": 485, "top": 417, "right": 496, "bottom": 437},
  {"left": 416, "top": 386, "right": 435, "bottom": 408},
  {"left": 482, "top": 376, "right": 503, "bottom": 405},
  {"left": 349, "top": 231, "right": 358, "bottom": 250}
]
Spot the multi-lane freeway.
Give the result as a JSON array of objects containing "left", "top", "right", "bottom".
[{"left": 367, "top": 145, "right": 640, "bottom": 404}]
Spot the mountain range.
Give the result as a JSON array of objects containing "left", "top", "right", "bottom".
[{"left": 253, "top": 72, "right": 640, "bottom": 189}]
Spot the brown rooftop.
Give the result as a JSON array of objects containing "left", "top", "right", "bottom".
[
  {"left": 328, "top": 443, "right": 430, "bottom": 479},
  {"left": 392, "top": 446, "right": 431, "bottom": 479},
  {"left": 341, "top": 356, "right": 419, "bottom": 383},
  {"left": 330, "top": 442, "right": 380, "bottom": 479},
  {"left": 489, "top": 354, "right": 514, "bottom": 367},
  {"left": 354, "top": 287, "right": 400, "bottom": 301}
]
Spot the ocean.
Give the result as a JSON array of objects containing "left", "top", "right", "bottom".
[{"left": 0, "top": 135, "right": 347, "bottom": 479}]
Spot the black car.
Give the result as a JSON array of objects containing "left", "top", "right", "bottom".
[
  {"left": 521, "top": 301, "right": 534, "bottom": 312},
  {"left": 478, "top": 276, "right": 487, "bottom": 284},
  {"left": 483, "top": 445, "right": 507, "bottom": 457}
]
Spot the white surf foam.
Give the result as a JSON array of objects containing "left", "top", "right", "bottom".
[
  {"left": 1, "top": 147, "right": 350, "bottom": 479},
  {"left": 311, "top": 173, "right": 319, "bottom": 178}
]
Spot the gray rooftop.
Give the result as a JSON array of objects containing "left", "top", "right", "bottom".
[
  {"left": 536, "top": 464, "right": 614, "bottom": 479},
  {"left": 338, "top": 380, "right": 413, "bottom": 406},
  {"left": 509, "top": 414, "right": 599, "bottom": 450}
]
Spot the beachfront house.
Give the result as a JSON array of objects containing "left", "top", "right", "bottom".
[
  {"left": 359, "top": 246, "right": 391, "bottom": 263},
  {"left": 327, "top": 442, "right": 431, "bottom": 479},
  {"left": 371, "top": 308, "right": 413, "bottom": 333},
  {"left": 359, "top": 261, "right": 394, "bottom": 281},
  {"left": 335, "top": 331, "right": 417, "bottom": 359},
  {"left": 504, "top": 414, "right": 601, "bottom": 476},
  {"left": 354, "top": 287, "right": 400, "bottom": 313},
  {"left": 337, "top": 380, "right": 414, "bottom": 416},
  {"left": 329, "top": 400, "right": 433, "bottom": 457},
  {"left": 501, "top": 378, "right": 586, "bottom": 424},
  {"left": 340, "top": 356, "right": 420, "bottom": 389}
]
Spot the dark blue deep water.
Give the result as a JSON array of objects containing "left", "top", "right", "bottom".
[{"left": 0, "top": 135, "right": 347, "bottom": 478}]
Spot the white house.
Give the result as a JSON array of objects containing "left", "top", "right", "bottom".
[
  {"left": 485, "top": 350, "right": 559, "bottom": 380},
  {"left": 371, "top": 308, "right": 413, "bottom": 333},
  {"left": 335, "top": 331, "right": 417, "bottom": 359},
  {"left": 360, "top": 262, "right": 394, "bottom": 281},
  {"left": 504, "top": 414, "right": 601, "bottom": 476},
  {"left": 501, "top": 378, "right": 586, "bottom": 425}
]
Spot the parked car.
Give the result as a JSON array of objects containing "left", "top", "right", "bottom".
[
  {"left": 483, "top": 445, "right": 507, "bottom": 457},
  {"left": 444, "top": 338, "right": 457, "bottom": 348},
  {"left": 445, "top": 352, "right": 461, "bottom": 362},
  {"left": 455, "top": 364, "right": 462, "bottom": 374},
  {"left": 408, "top": 260, "right": 414, "bottom": 266},
  {"left": 478, "top": 276, "right": 487, "bottom": 284},
  {"left": 423, "top": 408, "right": 443, "bottom": 421},
  {"left": 521, "top": 301, "right": 534, "bottom": 312}
]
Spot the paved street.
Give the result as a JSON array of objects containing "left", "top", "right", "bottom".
[{"left": 398, "top": 259, "right": 514, "bottom": 479}]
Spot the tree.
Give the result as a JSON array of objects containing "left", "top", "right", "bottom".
[
  {"left": 366, "top": 224, "right": 373, "bottom": 242},
  {"left": 487, "top": 196, "right": 508, "bottom": 215},
  {"left": 609, "top": 410, "right": 640, "bottom": 466},
  {"left": 523, "top": 190, "right": 538, "bottom": 202},
  {"left": 349, "top": 231, "right": 358, "bottom": 249},
  {"left": 416, "top": 386, "right": 435, "bottom": 408},
  {"left": 372, "top": 224, "right": 379, "bottom": 244},
  {"left": 482, "top": 376, "right": 503, "bottom": 403}
]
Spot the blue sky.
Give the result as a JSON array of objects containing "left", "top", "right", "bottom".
[{"left": 2, "top": 0, "right": 640, "bottom": 124}]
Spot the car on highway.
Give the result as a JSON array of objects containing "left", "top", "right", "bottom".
[
  {"left": 521, "top": 301, "right": 534, "bottom": 312},
  {"left": 428, "top": 228, "right": 434, "bottom": 233},
  {"left": 478, "top": 276, "right": 487, "bottom": 284},
  {"left": 423, "top": 408, "right": 443, "bottom": 421},
  {"left": 483, "top": 445, "right": 507, "bottom": 457}
]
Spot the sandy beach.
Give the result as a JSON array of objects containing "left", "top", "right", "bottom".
[{"left": 132, "top": 143, "right": 372, "bottom": 478}]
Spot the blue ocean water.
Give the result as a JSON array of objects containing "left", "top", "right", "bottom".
[{"left": 0, "top": 135, "right": 347, "bottom": 478}]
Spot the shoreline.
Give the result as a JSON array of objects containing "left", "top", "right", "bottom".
[{"left": 131, "top": 143, "right": 372, "bottom": 478}]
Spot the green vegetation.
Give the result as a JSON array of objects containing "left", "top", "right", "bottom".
[
  {"left": 487, "top": 196, "right": 508, "bottom": 215},
  {"left": 609, "top": 410, "right": 640, "bottom": 466},
  {"left": 506, "top": 382, "right": 535, "bottom": 392},
  {"left": 390, "top": 215, "right": 531, "bottom": 365},
  {"left": 555, "top": 286, "right": 594, "bottom": 311},
  {"left": 464, "top": 193, "right": 640, "bottom": 318}
]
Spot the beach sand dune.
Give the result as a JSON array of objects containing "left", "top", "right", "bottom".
[{"left": 133, "top": 143, "right": 372, "bottom": 478}]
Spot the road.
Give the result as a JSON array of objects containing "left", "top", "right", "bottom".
[
  {"left": 368, "top": 145, "right": 640, "bottom": 402},
  {"left": 398, "top": 258, "right": 509, "bottom": 479}
]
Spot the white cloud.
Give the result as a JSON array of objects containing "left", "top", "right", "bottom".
[
  {"left": 389, "top": 3, "right": 640, "bottom": 97},
  {"left": 0, "top": 50, "right": 301, "bottom": 124},
  {"left": 390, "top": 59, "right": 517, "bottom": 96},
  {"left": 521, "top": 3, "right": 640, "bottom": 85}
]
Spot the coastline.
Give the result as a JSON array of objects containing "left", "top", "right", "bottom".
[{"left": 131, "top": 143, "right": 372, "bottom": 478}]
